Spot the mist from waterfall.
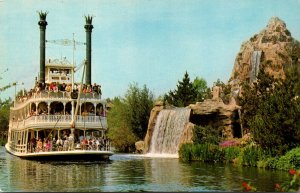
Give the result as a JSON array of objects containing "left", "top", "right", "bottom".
[
  {"left": 249, "top": 50, "right": 262, "bottom": 83},
  {"left": 146, "top": 108, "right": 191, "bottom": 158}
]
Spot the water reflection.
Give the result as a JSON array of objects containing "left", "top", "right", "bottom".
[
  {"left": 4, "top": 156, "right": 110, "bottom": 191},
  {"left": 0, "top": 148, "right": 291, "bottom": 192}
]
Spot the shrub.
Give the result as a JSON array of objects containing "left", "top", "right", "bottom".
[
  {"left": 241, "top": 145, "right": 264, "bottom": 167},
  {"left": 265, "top": 157, "right": 279, "bottom": 169},
  {"left": 275, "top": 147, "right": 300, "bottom": 170},
  {"left": 189, "top": 143, "right": 224, "bottom": 162},
  {"left": 179, "top": 143, "right": 193, "bottom": 162},
  {"left": 193, "top": 125, "right": 221, "bottom": 145},
  {"left": 224, "top": 146, "right": 241, "bottom": 163}
]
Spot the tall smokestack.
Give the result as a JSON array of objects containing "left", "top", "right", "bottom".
[
  {"left": 84, "top": 15, "right": 93, "bottom": 85},
  {"left": 38, "top": 11, "right": 48, "bottom": 87}
]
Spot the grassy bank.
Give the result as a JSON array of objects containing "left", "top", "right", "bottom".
[{"left": 179, "top": 143, "right": 300, "bottom": 171}]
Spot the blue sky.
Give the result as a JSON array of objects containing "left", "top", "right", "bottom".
[{"left": 1, "top": 0, "right": 300, "bottom": 100}]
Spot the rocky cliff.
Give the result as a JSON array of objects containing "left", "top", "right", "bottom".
[
  {"left": 143, "top": 97, "right": 240, "bottom": 153},
  {"left": 189, "top": 98, "right": 241, "bottom": 139},
  {"left": 143, "top": 101, "right": 164, "bottom": 153},
  {"left": 230, "top": 17, "right": 300, "bottom": 85}
]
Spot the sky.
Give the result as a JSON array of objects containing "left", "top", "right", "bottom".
[{"left": 1, "top": 0, "right": 300, "bottom": 100}]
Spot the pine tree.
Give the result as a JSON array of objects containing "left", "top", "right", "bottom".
[
  {"left": 164, "top": 71, "right": 197, "bottom": 107},
  {"left": 239, "top": 68, "right": 300, "bottom": 155}
]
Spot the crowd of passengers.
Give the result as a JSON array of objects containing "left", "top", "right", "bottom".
[
  {"left": 17, "top": 81, "right": 102, "bottom": 103},
  {"left": 27, "top": 133, "right": 110, "bottom": 153}
]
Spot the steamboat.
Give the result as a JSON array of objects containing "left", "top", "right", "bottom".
[{"left": 5, "top": 11, "right": 114, "bottom": 160}]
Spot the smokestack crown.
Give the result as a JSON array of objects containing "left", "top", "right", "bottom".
[
  {"left": 38, "top": 11, "right": 48, "bottom": 27},
  {"left": 84, "top": 15, "right": 94, "bottom": 32}
]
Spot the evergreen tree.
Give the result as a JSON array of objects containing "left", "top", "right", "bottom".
[
  {"left": 239, "top": 68, "right": 300, "bottom": 155},
  {"left": 164, "top": 71, "right": 197, "bottom": 107}
]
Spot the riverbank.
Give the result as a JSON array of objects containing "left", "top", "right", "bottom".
[{"left": 179, "top": 143, "right": 300, "bottom": 171}]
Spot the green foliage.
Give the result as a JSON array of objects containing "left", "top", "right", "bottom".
[
  {"left": 192, "top": 125, "right": 221, "bottom": 145},
  {"left": 192, "top": 76, "right": 209, "bottom": 102},
  {"left": 107, "top": 83, "right": 154, "bottom": 152},
  {"left": 178, "top": 143, "right": 193, "bottom": 162},
  {"left": 275, "top": 147, "right": 300, "bottom": 170},
  {"left": 239, "top": 68, "right": 300, "bottom": 155},
  {"left": 223, "top": 146, "right": 241, "bottom": 163},
  {"left": 241, "top": 145, "right": 264, "bottom": 167},
  {"left": 164, "top": 71, "right": 197, "bottom": 107},
  {"left": 107, "top": 97, "right": 137, "bottom": 152},
  {"left": 190, "top": 143, "right": 224, "bottom": 162},
  {"left": 179, "top": 143, "right": 224, "bottom": 162},
  {"left": 0, "top": 98, "right": 12, "bottom": 132},
  {"left": 290, "top": 40, "right": 300, "bottom": 66},
  {"left": 125, "top": 83, "right": 154, "bottom": 140}
]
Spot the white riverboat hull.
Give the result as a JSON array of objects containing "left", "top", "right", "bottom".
[{"left": 5, "top": 143, "right": 113, "bottom": 161}]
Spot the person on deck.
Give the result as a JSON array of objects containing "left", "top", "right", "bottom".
[
  {"left": 56, "top": 138, "right": 63, "bottom": 151},
  {"left": 68, "top": 134, "right": 74, "bottom": 151},
  {"left": 63, "top": 137, "right": 69, "bottom": 151},
  {"left": 36, "top": 138, "right": 43, "bottom": 152}
]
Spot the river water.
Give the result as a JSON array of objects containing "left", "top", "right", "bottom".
[{"left": 0, "top": 147, "right": 290, "bottom": 192}]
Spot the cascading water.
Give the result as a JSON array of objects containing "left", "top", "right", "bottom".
[
  {"left": 147, "top": 108, "right": 191, "bottom": 157},
  {"left": 249, "top": 50, "right": 262, "bottom": 83}
]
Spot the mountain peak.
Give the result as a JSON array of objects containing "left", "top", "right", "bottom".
[
  {"left": 266, "top": 16, "right": 286, "bottom": 31},
  {"left": 230, "top": 16, "right": 300, "bottom": 86}
]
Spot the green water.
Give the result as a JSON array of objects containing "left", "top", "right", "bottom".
[{"left": 0, "top": 147, "right": 290, "bottom": 192}]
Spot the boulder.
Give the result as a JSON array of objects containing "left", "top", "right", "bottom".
[{"left": 135, "top": 141, "right": 145, "bottom": 154}]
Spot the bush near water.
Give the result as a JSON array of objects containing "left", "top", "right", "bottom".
[{"left": 179, "top": 140, "right": 300, "bottom": 172}]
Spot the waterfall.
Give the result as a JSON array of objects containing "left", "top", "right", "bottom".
[
  {"left": 147, "top": 108, "right": 191, "bottom": 157},
  {"left": 249, "top": 50, "right": 262, "bottom": 83}
]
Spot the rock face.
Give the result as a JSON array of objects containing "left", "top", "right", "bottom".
[
  {"left": 179, "top": 122, "right": 194, "bottom": 145},
  {"left": 143, "top": 101, "right": 164, "bottom": 153},
  {"left": 189, "top": 98, "right": 241, "bottom": 139},
  {"left": 230, "top": 17, "right": 300, "bottom": 85}
]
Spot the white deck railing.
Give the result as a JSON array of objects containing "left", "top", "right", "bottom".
[
  {"left": 11, "top": 115, "right": 107, "bottom": 130},
  {"left": 15, "top": 91, "right": 102, "bottom": 108}
]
